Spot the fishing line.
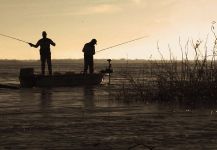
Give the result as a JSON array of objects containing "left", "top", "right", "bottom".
[
  {"left": 96, "top": 35, "right": 149, "bottom": 53},
  {"left": 0, "top": 33, "right": 29, "bottom": 44},
  {"left": 0, "top": 33, "right": 149, "bottom": 52}
]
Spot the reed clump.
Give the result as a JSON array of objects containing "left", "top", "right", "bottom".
[{"left": 116, "top": 25, "right": 217, "bottom": 104}]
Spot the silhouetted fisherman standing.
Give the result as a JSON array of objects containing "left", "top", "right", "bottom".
[
  {"left": 29, "top": 31, "right": 56, "bottom": 75},
  {"left": 82, "top": 39, "right": 97, "bottom": 74}
]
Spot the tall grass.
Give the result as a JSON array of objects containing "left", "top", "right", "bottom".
[{"left": 116, "top": 25, "right": 217, "bottom": 104}]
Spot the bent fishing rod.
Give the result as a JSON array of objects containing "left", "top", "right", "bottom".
[
  {"left": 0, "top": 33, "right": 29, "bottom": 44},
  {"left": 96, "top": 36, "right": 148, "bottom": 53},
  {"left": 0, "top": 33, "right": 148, "bottom": 52}
]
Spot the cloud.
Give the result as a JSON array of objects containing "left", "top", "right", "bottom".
[
  {"left": 131, "top": 0, "right": 142, "bottom": 4},
  {"left": 74, "top": 4, "right": 122, "bottom": 16},
  {"left": 18, "top": 2, "right": 122, "bottom": 18}
]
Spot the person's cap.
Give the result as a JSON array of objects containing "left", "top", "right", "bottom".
[
  {"left": 91, "top": 39, "right": 97, "bottom": 44},
  {"left": 42, "top": 31, "right": 47, "bottom": 35}
]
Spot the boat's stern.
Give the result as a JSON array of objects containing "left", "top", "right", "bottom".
[{"left": 19, "top": 68, "right": 35, "bottom": 88}]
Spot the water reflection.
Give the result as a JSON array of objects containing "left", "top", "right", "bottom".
[
  {"left": 39, "top": 88, "right": 52, "bottom": 111},
  {"left": 83, "top": 86, "right": 95, "bottom": 109}
]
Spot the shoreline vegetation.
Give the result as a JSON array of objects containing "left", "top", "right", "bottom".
[
  {"left": 116, "top": 59, "right": 217, "bottom": 104},
  {"left": 115, "top": 25, "right": 217, "bottom": 106}
]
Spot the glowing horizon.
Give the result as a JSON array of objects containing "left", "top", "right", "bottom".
[{"left": 0, "top": 0, "right": 217, "bottom": 60}]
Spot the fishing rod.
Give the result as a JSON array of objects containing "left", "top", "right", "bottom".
[
  {"left": 0, "top": 33, "right": 29, "bottom": 44},
  {"left": 96, "top": 36, "right": 148, "bottom": 53}
]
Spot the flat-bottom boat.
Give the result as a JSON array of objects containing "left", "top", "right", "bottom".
[{"left": 19, "top": 68, "right": 104, "bottom": 88}]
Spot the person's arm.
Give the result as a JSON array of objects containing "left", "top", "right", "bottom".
[
  {"left": 29, "top": 40, "right": 40, "bottom": 48},
  {"left": 93, "top": 46, "right": 95, "bottom": 55},
  {"left": 50, "top": 39, "right": 56, "bottom": 46},
  {"left": 82, "top": 44, "right": 87, "bottom": 53}
]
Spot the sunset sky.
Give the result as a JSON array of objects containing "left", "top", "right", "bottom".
[{"left": 0, "top": 0, "right": 217, "bottom": 60}]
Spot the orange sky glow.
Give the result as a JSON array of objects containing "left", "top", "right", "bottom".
[{"left": 0, "top": 0, "right": 217, "bottom": 60}]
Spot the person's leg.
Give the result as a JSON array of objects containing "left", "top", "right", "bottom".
[
  {"left": 89, "top": 57, "right": 94, "bottom": 74},
  {"left": 84, "top": 55, "right": 88, "bottom": 74},
  {"left": 47, "top": 53, "right": 52, "bottom": 75},
  {"left": 40, "top": 55, "right": 46, "bottom": 75}
]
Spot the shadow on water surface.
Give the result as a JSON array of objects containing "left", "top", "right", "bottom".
[
  {"left": 39, "top": 88, "right": 53, "bottom": 110},
  {"left": 15, "top": 84, "right": 217, "bottom": 114},
  {"left": 83, "top": 86, "right": 95, "bottom": 109}
]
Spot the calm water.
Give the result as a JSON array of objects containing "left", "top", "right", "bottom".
[{"left": 0, "top": 60, "right": 217, "bottom": 150}]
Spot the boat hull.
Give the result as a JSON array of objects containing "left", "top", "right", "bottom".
[{"left": 19, "top": 68, "right": 104, "bottom": 88}]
